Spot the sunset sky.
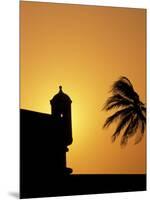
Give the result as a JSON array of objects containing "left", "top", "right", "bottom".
[{"left": 20, "top": 1, "right": 146, "bottom": 174}]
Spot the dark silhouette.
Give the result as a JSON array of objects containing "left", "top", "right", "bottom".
[
  {"left": 20, "top": 85, "right": 146, "bottom": 198},
  {"left": 20, "top": 86, "right": 73, "bottom": 197},
  {"left": 103, "top": 76, "right": 146, "bottom": 146}
]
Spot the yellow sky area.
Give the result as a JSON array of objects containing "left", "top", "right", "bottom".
[{"left": 20, "top": 2, "right": 146, "bottom": 174}]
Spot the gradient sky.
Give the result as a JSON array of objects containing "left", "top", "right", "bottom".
[{"left": 20, "top": 1, "right": 146, "bottom": 174}]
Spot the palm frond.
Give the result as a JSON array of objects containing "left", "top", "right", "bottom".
[
  {"left": 141, "top": 105, "right": 146, "bottom": 115},
  {"left": 135, "top": 118, "right": 146, "bottom": 144},
  {"left": 111, "top": 76, "right": 139, "bottom": 102},
  {"left": 120, "top": 115, "right": 139, "bottom": 146},
  {"left": 137, "top": 115, "right": 146, "bottom": 136},
  {"left": 103, "top": 94, "right": 133, "bottom": 111},
  {"left": 103, "top": 106, "right": 133, "bottom": 129},
  {"left": 111, "top": 112, "right": 133, "bottom": 142},
  {"left": 103, "top": 76, "right": 146, "bottom": 146},
  {"left": 135, "top": 119, "right": 146, "bottom": 144},
  {"left": 120, "top": 76, "right": 133, "bottom": 86},
  {"left": 134, "top": 120, "right": 146, "bottom": 144},
  {"left": 139, "top": 108, "right": 146, "bottom": 124}
]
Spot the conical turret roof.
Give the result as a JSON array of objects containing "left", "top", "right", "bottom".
[{"left": 50, "top": 86, "right": 72, "bottom": 104}]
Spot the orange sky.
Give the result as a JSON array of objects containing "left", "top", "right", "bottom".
[{"left": 20, "top": 1, "right": 146, "bottom": 174}]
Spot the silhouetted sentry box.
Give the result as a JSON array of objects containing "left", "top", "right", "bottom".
[
  {"left": 50, "top": 86, "right": 73, "bottom": 147},
  {"left": 20, "top": 86, "right": 73, "bottom": 198}
]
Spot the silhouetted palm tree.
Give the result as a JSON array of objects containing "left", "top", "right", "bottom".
[{"left": 103, "top": 76, "right": 146, "bottom": 146}]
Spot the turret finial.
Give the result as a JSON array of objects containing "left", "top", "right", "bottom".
[{"left": 59, "top": 85, "right": 62, "bottom": 92}]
